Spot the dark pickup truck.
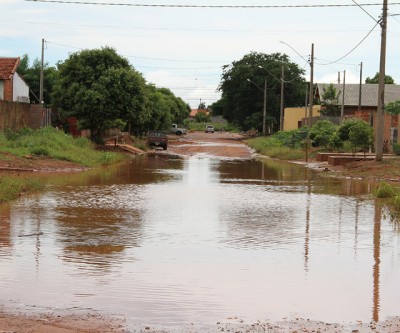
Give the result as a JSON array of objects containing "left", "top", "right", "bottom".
[{"left": 147, "top": 131, "right": 168, "bottom": 150}]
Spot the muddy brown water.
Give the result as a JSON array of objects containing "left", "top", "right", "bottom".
[{"left": 0, "top": 154, "right": 399, "bottom": 331}]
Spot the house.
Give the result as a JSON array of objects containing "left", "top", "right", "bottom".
[
  {"left": 189, "top": 108, "right": 209, "bottom": 120},
  {"left": 316, "top": 83, "right": 400, "bottom": 144},
  {"left": 0, "top": 57, "right": 30, "bottom": 103},
  {"left": 283, "top": 105, "right": 321, "bottom": 131}
]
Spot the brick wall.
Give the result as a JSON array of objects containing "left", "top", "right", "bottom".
[{"left": 3, "top": 79, "right": 13, "bottom": 101}]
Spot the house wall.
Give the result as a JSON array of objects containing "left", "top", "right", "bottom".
[
  {"left": 3, "top": 79, "right": 13, "bottom": 101},
  {"left": 12, "top": 72, "right": 29, "bottom": 103},
  {"left": 284, "top": 106, "right": 321, "bottom": 131}
]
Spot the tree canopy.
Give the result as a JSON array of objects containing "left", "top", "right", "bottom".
[
  {"left": 212, "top": 52, "right": 306, "bottom": 132},
  {"left": 320, "top": 83, "right": 341, "bottom": 116},
  {"left": 17, "top": 54, "right": 58, "bottom": 106},
  {"left": 53, "top": 47, "right": 148, "bottom": 143},
  {"left": 365, "top": 72, "right": 395, "bottom": 84}
]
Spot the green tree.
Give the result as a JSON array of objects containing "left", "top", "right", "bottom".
[
  {"left": 309, "top": 120, "right": 338, "bottom": 149},
  {"left": 365, "top": 72, "right": 395, "bottom": 84},
  {"left": 385, "top": 100, "right": 400, "bottom": 115},
  {"left": 17, "top": 54, "right": 58, "bottom": 106},
  {"left": 320, "top": 83, "right": 341, "bottom": 116},
  {"left": 198, "top": 101, "right": 207, "bottom": 110},
  {"left": 217, "top": 52, "right": 306, "bottom": 131},
  {"left": 52, "top": 47, "right": 147, "bottom": 143},
  {"left": 337, "top": 118, "right": 363, "bottom": 141},
  {"left": 194, "top": 112, "right": 210, "bottom": 123},
  {"left": 348, "top": 120, "right": 373, "bottom": 155}
]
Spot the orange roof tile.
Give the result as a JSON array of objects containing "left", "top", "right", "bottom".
[{"left": 0, "top": 57, "right": 20, "bottom": 80}]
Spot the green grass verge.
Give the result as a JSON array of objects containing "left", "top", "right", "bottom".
[
  {"left": 0, "top": 127, "right": 126, "bottom": 167},
  {"left": 0, "top": 127, "right": 128, "bottom": 203},
  {"left": 0, "top": 176, "right": 44, "bottom": 203},
  {"left": 246, "top": 136, "right": 305, "bottom": 160}
]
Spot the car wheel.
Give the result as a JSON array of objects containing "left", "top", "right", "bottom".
[{"left": 176, "top": 131, "right": 182, "bottom": 136}]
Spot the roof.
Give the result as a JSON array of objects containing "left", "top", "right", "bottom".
[
  {"left": 0, "top": 57, "right": 20, "bottom": 80},
  {"left": 316, "top": 83, "right": 400, "bottom": 107},
  {"left": 190, "top": 108, "right": 209, "bottom": 117}
]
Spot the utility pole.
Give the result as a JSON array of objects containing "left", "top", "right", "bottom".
[
  {"left": 306, "top": 43, "right": 314, "bottom": 162},
  {"left": 359, "top": 62, "right": 363, "bottom": 113},
  {"left": 308, "top": 43, "right": 314, "bottom": 125},
  {"left": 280, "top": 65, "right": 284, "bottom": 131},
  {"left": 338, "top": 71, "right": 341, "bottom": 84},
  {"left": 263, "top": 78, "right": 267, "bottom": 136},
  {"left": 341, "top": 70, "right": 346, "bottom": 119},
  {"left": 375, "top": 0, "right": 388, "bottom": 162},
  {"left": 39, "top": 38, "right": 44, "bottom": 105}
]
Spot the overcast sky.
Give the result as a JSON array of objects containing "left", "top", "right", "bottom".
[{"left": 2, "top": 0, "right": 400, "bottom": 107}]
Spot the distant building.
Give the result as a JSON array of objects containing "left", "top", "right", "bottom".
[
  {"left": 0, "top": 57, "right": 30, "bottom": 103},
  {"left": 316, "top": 83, "right": 400, "bottom": 145},
  {"left": 283, "top": 105, "right": 321, "bottom": 131},
  {"left": 189, "top": 108, "right": 209, "bottom": 120}
]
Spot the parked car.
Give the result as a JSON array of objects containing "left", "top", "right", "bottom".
[
  {"left": 170, "top": 123, "right": 187, "bottom": 136},
  {"left": 205, "top": 125, "right": 215, "bottom": 133},
  {"left": 147, "top": 131, "right": 168, "bottom": 150}
]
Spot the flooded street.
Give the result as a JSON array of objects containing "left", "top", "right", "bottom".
[{"left": 0, "top": 147, "right": 400, "bottom": 331}]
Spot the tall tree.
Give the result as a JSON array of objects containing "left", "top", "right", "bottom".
[
  {"left": 365, "top": 72, "right": 395, "bottom": 84},
  {"left": 17, "top": 54, "right": 58, "bottom": 106},
  {"left": 217, "top": 52, "right": 306, "bottom": 131},
  {"left": 320, "top": 83, "right": 341, "bottom": 116},
  {"left": 52, "top": 47, "right": 147, "bottom": 143}
]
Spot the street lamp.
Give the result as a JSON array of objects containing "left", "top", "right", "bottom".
[
  {"left": 247, "top": 78, "right": 267, "bottom": 136},
  {"left": 257, "top": 65, "right": 285, "bottom": 131}
]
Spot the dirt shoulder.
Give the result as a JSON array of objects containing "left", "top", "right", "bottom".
[{"left": 0, "top": 308, "right": 126, "bottom": 333}]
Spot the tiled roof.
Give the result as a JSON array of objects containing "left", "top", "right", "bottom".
[
  {"left": 0, "top": 57, "right": 20, "bottom": 80},
  {"left": 317, "top": 83, "right": 400, "bottom": 107},
  {"left": 190, "top": 109, "right": 209, "bottom": 117}
]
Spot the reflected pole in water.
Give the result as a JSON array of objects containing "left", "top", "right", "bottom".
[
  {"left": 304, "top": 169, "right": 311, "bottom": 272},
  {"left": 372, "top": 200, "right": 382, "bottom": 322}
]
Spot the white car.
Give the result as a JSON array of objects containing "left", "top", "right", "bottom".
[{"left": 205, "top": 125, "right": 215, "bottom": 133}]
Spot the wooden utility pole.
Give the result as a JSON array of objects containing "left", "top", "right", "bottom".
[
  {"left": 375, "top": 0, "right": 388, "bottom": 162},
  {"left": 341, "top": 70, "right": 346, "bottom": 119},
  {"left": 280, "top": 65, "right": 284, "bottom": 131},
  {"left": 308, "top": 43, "right": 314, "bottom": 125},
  {"left": 263, "top": 78, "right": 267, "bottom": 135},
  {"left": 39, "top": 38, "right": 44, "bottom": 105},
  {"left": 306, "top": 43, "right": 314, "bottom": 162},
  {"left": 359, "top": 62, "right": 363, "bottom": 112}
]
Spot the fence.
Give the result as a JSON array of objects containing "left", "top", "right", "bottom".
[{"left": 0, "top": 100, "right": 51, "bottom": 131}]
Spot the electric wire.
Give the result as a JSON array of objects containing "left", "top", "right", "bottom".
[
  {"left": 315, "top": 21, "right": 380, "bottom": 66},
  {"left": 24, "top": 0, "right": 400, "bottom": 8}
]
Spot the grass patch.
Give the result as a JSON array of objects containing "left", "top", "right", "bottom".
[
  {"left": 0, "top": 176, "right": 44, "bottom": 203},
  {"left": 246, "top": 136, "right": 305, "bottom": 160},
  {"left": 0, "top": 127, "right": 125, "bottom": 167}
]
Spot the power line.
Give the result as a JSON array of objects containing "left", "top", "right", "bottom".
[
  {"left": 315, "top": 21, "right": 380, "bottom": 66},
  {"left": 25, "top": 0, "right": 400, "bottom": 8}
]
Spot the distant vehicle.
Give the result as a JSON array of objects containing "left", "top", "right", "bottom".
[
  {"left": 205, "top": 125, "right": 215, "bottom": 133},
  {"left": 147, "top": 131, "right": 168, "bottom": 150},
  {"left": 170, "top": 124, "right": 187, "bottom": 136}
]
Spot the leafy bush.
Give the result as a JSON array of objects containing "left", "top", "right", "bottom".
[
  {"left": 337, "top": 118, "right": 362, "bottom": 141},
  {"left": 309, "top": 120, "right": 338, "bottom": 149},
  {"left": 348, "top": 120, "right": 373, "bottom": 155}
]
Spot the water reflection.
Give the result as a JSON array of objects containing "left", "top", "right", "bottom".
[{"left": 0, "top": 156, "right": 399, "bottom": 328}]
